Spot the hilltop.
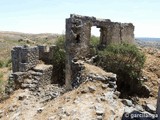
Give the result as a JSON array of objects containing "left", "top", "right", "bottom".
[{"left": 0, "top": 30, "right": 159, "bottom": 119}]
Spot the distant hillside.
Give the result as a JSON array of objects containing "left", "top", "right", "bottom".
[
  {"left": 136, "top": 37, "right": 160, "bottom": 49},
  {"left": 0, "top": 31, "right": 59, "bottom": 43},
  {"left": 0, "top": 31, "right": 61, "bottom": 62},
  {"left": 136, "top": 37, "right": 160, "bottom": 42}
]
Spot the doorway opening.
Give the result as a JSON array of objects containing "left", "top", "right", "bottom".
[
  {"left": 90, "top": 26, "right": 100, "bottom": 47},
  {"left": 89, "top": 26, "right": 100, "bottom": 58}
]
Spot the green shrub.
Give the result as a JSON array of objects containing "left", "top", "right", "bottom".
[
  {"left": 4, "top": 59, "right": 12, "bottom": 67},
  {"left": 0, "top": 59, "right": 11, "bottom": 68},
  {"left": 0, "top": 73, "right": 3, "bottom": 78},
  {"left": 0, "top": 79, "right": 3, "bottom": 94},
  {"left": 52, "top": 35, "right": 65, "bottom": 85},
  {"left": 90, "top": 35, "right": 99, "bottom": 47},
  {"left": 0, "top": 73, "right": 4, "bottom": 94},
  {"left": 55, "top": 35, "right": 65, "bottom": 48},
  {"left": 96, "top": 43, "right": 146, "bottom": 95},
  {"left": 0, "top": 60, "right": 4, "bottom": 68},
  {"left": 89, "top": 35, "right": 100, "bottom": 57}
]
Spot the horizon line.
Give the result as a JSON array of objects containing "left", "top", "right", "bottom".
[{"left": 0, "top": 30, "right": 160, "bottom": 38}]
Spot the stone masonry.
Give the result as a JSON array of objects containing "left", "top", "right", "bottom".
[
  {"left": 65, "top": 14, "right": 135, "bottom": 89},
  {"left": 38, "top": 45, "right": 57, "bottom": 64},
  {"left": 12, "top": 45, "right": 39, "bottom": 72},
  {"left": 8, "top": 45, "right": 55, "bottom": 93},
  {"left": 9, "top": 14, "right": 135, "bottom": 91}
]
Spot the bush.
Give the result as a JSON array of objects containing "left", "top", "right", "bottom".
[
  {"left": 0, "top": 60, "right": 4, "bottom": 68},
  {"left": 96, "top": 43, "right": 146, "bottom": 96},
  {"left": 90, "top": 35, "right": 99, "bottom": 47},
  {"left": 52, "top": 35, "right": 65, "bottom": 85},
  {"left": 4, "top": 59, "right": 12, "bottom": 68},
  {"left": 0, "top": 59, "right": 12, "bottom": 68},
  {"left": 89, "top": 35, "right": 100, "bottom": 57},
  {"left": 0, "top": 73, "right": 4, "bottom": 94},
  {"left": 55, "top": 35, "right": 65, "bottom": 48},
  {"left": 0, "top": 73, "right": 3, "bottom": 78}
]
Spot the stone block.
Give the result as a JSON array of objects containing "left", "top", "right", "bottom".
[{"left": 33, "top": 64, "right": 53, "bottom": 87}]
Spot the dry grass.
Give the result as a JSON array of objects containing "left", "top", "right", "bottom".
[
  {"left": 84, "top": 62, "right": 114, "bottom": 76},
  {"left": 141, "top": 48, "right": 160, "bottom": 97},
  {"left": 0, "top": 31, "right": 58, "bottom": 61},
  {"left": 0, "top": 31, "right": 59, "bottom": 96}
]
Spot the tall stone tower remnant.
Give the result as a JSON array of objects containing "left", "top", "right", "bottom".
[{"left": 65, "top": 14, "right": 135, "bottom": 89}]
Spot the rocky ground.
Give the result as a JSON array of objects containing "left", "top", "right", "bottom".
[
  {"left": 0, "top": 60, "right": 159, "bottom": 120},
  {"left": 141, "top": 47, "right": 160, "bottom": 97},
  {"left": 0, "top": 35, "right": 160, "bottom": 120}
]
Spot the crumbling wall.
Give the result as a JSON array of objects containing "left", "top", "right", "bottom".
[
  {"left": 65, "top": 14, "right": 135, "bottom": 89},
  {"left": 12, "top": 46, "right": 39, "bottom": 72},
  {"left": 8, "top": 45, "right": 55, "bottom": 93},
  {"left": 38, "top": 45, "right": 57, "bottom": 64}
]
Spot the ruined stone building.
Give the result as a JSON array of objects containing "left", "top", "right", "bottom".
[
  {"left": 8, "top": 45, "right": 56, "bottom": 92},
  {"left": 8, "top": 14, "right": 135, "bottom": 91},
  {"left": 65, "top": 14, "right": 135, "bottom": 89},
  {"left": 6, "top": 14, "right": 160, "bottom": 119}
]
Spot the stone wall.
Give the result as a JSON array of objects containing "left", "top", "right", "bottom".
[
  {"left": 10, "top": 64, "right": 53, "bottom": 90},
  {"left": 65, "top": 14, "right": 135, "bottom": 89},
  {"left": 38, "top": 45, "right": 57, "bottom": 64},
  {"left": 12, "top": 46, "right": 39, "bottom": 72},
  {"left": 10, "top": 14, "right": 135, "bottom": 91},
  {"left": 8, "top": 45, "right": 55, "bottom": 93},
  {"left": 65, "top": 14, "right": 134, "bottom": 59}
]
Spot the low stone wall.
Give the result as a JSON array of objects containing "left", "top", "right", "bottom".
[
  {"left": 11, "top": 46, "right": 39, "bottom": 72},
  {"left": 6, "top": 45, "right": 56, "bottom": 94},
  {"left": 32, "top": 64, "right": 53, "bottom": 87},
  {"left": 38, "top": 45, "right": 57, "bottom": 64},
  {"left": 7, "top": 64, "right": 53, "bottom": 92}
]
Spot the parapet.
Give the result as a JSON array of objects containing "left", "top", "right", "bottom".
[
  {"left": 8, "top": 45, "right": 56, "bottom": 93},
  {"left": 12, "top": 46, "right": 39, "bottom": 72},
  {"left": 11, "top": 45, "right": 56, "bottom": 73},
  {"left": 38, "top": 45, "right": 57, "bottom": 64}
]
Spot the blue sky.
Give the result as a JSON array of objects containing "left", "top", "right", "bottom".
[{"left": 0, "top": 0, "right": 160, "bottom": 37}]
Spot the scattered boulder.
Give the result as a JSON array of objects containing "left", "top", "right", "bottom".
[
  {"left": 80, "top": 88, "right": 88, "bottom": 93},
  {"left": 95, "top": 105, "right": 104, "bottom": 119},
  {"left": 48, "top": 116, "right": 55, "bottom": 120},
  {"left": 97, "top": 115, "right": 103, "bottom": 120},
  {"left": 88, "top": 86, "right": 96, "bottom": 93},
  {"left": 18, "top": 94, "right": 27, "bottom": 100},
  {"left": 135, "top": 105, "right": 144, "bottom": 112},
  {"left": 101, "top": 84, "right": 109, "bottom": 89},
  {"left": 37, "top": 108, "right": 44, "bottom": 113},
  {"left": 143, "top": 104, "right": 156, "bottom": 114},
  {"left": 114, "top": 91, "right": 121, "bottom": 97},
  {"left": 155, "top": 70, "right": 160, "bottom": 78},
  {"left": 96, "top": 109, "right": 104, "bottom": 116},
  {"left": 8, "top": 105, "right": 18, "bottom": 112},
  {"left": 0, "top": 110, "right": 3, "bottom": 118},
  {"left": 122, "top": 99, "right": 133, "bottom": 107}
]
